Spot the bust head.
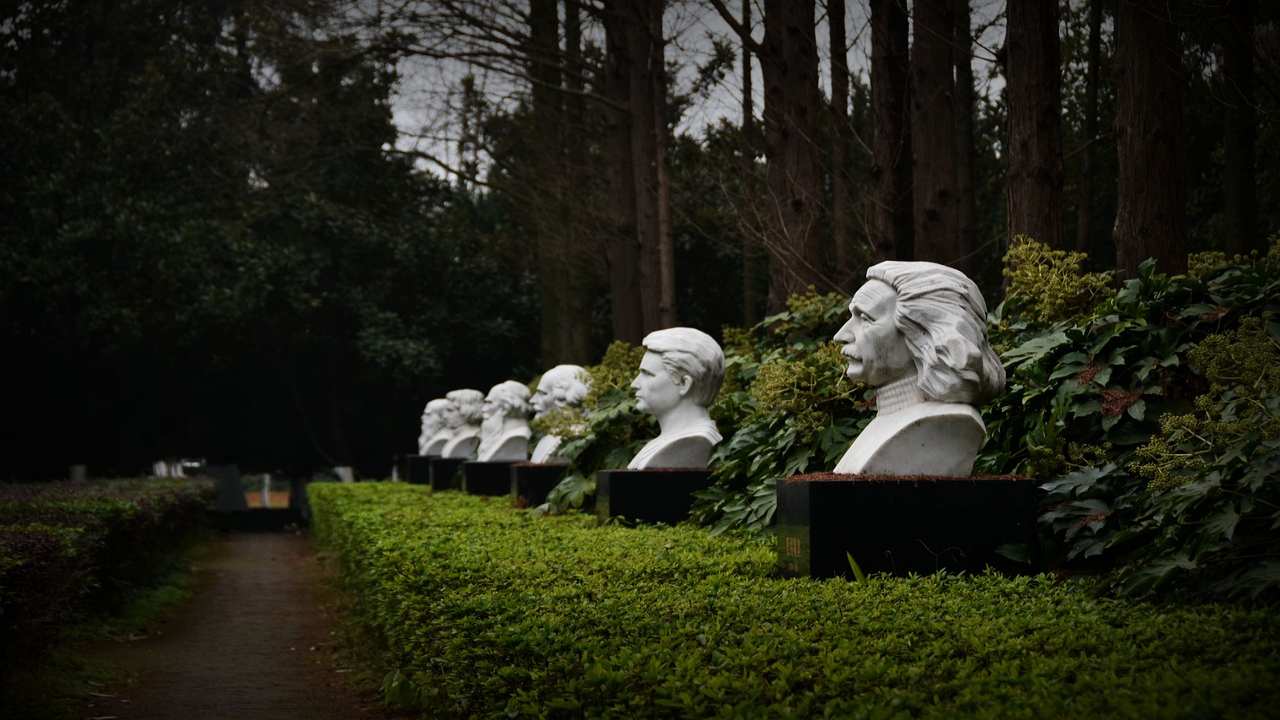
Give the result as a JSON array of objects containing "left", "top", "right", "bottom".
[
  {"left": 531, "top": 364, "right": 590, "bottom": 419},
  {"left": 443, "top": 389, "right": 485, "bottom": 429},
  {"left": 833, "top": 261, "right": 1005, "bottom": 404},
  {"left": 420, "top": 398, "right": 451, "bottom": 439},
  {"left": 632, "top": 327, "right": 725, "bottom": 416},
  {"left": 483, "top": 380, "right": 531, "bottom": 421}
]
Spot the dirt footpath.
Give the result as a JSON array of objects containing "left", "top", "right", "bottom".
[{"left": 82, "top": 532, "right": 393, "bottom": 720}]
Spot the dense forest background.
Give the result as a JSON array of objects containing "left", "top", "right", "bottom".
[{"left": 1, "top": 0, "right": 1276, "bottom": 480}]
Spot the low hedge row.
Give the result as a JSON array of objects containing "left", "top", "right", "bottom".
[
  {"left": 311, "top": 483, "right": 1280, "bottom": 719},
  {"left": 0, "top": 478, "right": 213, "bottom": 666}
]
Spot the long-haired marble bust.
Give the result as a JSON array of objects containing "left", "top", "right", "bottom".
[
  {"left": 440, "top": 388, "right": 485, "bottom": 459},
  {"left": 627, "top": 327, "right": 725, "bottom": 470},
  {"left": 832, "top": 261, "right": 1005, "bottom": 476},
  {"left": 477, "top": 380, "right": 532, "bottom": 462},
  {"left": 529, "top": 364, "right": 591, "bottom": 463}
]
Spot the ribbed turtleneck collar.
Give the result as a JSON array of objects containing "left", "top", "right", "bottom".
[{"left": 875, "top": 374, "right": 926, "bottom": 416}]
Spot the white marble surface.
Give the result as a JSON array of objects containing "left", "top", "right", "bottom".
[
  {"left": 477, "top": 380, "right": 532, "bottom": 462},
  {"left": 440, "top": 388, "right": 484, "bottom": 459},
  {"left": 627, "top": 327, "right": 725, "bottom": 470},
  {"left": 832, "top": 261, "right": 1005, "bottom": 476},
  {"left": 418, "top": 398, "right": 451, "bottom": 455},
  {"left": 529, "top": 364, "right": 590, "bottom": 463}
]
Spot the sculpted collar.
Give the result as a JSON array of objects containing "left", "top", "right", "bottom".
[{"left": 875, "top": 375, "right": 926, "bottom": 416}]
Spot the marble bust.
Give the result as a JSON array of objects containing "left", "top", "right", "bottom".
[
  {"left": 832, "top": 261, "right": 1005, "bottom": 476},
  {"left": 529, "top": 364, "right": 591, "bottom": 463},
  {"left": 627, "top": 327, "right": 725, "bottom": 470},
  {"left": 418, "top": 398, "right": 451, "bottom": 455},
  {"left": 440, "top": 388, "right": 485, "bottom": 459},
  {"left": 477, "top": 380, "right": 533, "bottom": 462}
]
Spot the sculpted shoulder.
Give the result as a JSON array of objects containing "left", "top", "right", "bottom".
[{"left": 834, "top": 403, "right": 985, "bottom": 476}]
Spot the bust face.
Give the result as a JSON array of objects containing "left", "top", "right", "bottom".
[
  {"left": 833, "top": 279, "right": 915, "bottom": 387},
  {"left": 441, "top": 401, "right": 463, "bottom": 429},
  {"left": 631, "top": 350, "right": 686, "bottom": 416}
]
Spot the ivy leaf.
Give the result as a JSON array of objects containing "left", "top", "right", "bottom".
[
  {"left": 1004, "top": 330, "right": 1070, "bottom": 366},
  {"left": 1127, "top": 399, "right": 1147, "bottom": 421},
  {"left": 1039, "top": 465, "right": 1114, "bottom": 496},
  {"left": 1205, "top": 504, "right": 1240, "bottom": 541}
]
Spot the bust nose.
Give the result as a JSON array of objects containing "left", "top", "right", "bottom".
[{"left": 834, "top": 317, "right": 856, "bottom": 344}]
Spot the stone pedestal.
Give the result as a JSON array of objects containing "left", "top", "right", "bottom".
[
  {"left": 463, "top": 461, "right": 515, "bottom": 496},
  {"left": 510, "top": 461, "right": 569, "bottom": 508},
  {"left": 596, "top": 469, "right": 712, "bottom": 525},
  {"left": 776, "top": 473, "right": 1038, "bottom": 578},
  {"left": 406, "top": 455, "right": 436, "bottom": 485},
  {"left": 393, "top": 454, "right": 410, "bottom": 482},
  {"left": 208, "top": 464, "right": 248, "bottom": 511},
  {"left": 429, "top": 457, "right": 466, "bottom": 491}
]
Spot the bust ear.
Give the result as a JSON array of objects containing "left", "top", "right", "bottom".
[{"left": 675, "top": 374, "right": 693, "bottom": 397}]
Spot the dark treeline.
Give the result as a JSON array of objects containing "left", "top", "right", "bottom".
[{"left": 1, "top": 0, "right": 1277, "bottom": 479}]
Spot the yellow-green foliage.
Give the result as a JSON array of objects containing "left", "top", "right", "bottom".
[
  {"left": 1132, "top": 318, "right": 1280, "bottom": 491},
  {"left": 1002, "top": 236, "right": 1111, "bottom": 325},
  {"left": 583, "top": 340, "right": 645, "bottom": 409},
  {"left": 1187, "top": 251, "right": 1231, "bottom": 280},
  {"left": 748, "top": 344, "right": 852, "bottom": 437}
]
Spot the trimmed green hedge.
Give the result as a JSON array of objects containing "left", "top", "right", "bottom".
[
  {"left": 311, "top": 484, "right": 1280, "bottom": 719},
  {"left": 0, "top": 478, "right": 213, "bottom": 667}
]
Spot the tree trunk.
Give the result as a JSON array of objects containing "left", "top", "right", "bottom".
[
  {"left": 529, "top": 0, "right": 565, "bottom": 362},
  {"left": 603, "top": 3, "right": 645, "bottom": 343},
  {"left": 762, "top": 0, "right": 823, "bottom": 309},
  {"left": 559, "top": 0, "right": 595, "bottom": 362},
  {"left": 1006, "top": 0, "right": 1065, "bottom": 251},
  {"left": 869, "top": 0, "right": 913, "bottom": 262},
  {"left": 1221, "top": 0, "right": 1257, "bottom": 256},
  {"left": 740, "top": 0, "right": 761, "bottom": 325},
  {"left": 910, "top": 0, "right": 960, "bottom": 266},
  {"left": 1076, "top": 0, "right": 1103, "bottom": 259},
  {"left": 952, "top": 0, "right": 977, "bottom": 273},
  {"left": 651, "top": 4, "right": 676, "bottom": 328},
  {"left": 1114, "top": 0, "right": 1187, "bottom": 275},
  {"left": 829, "top": 0, "right": 851, "bottom": 284}
]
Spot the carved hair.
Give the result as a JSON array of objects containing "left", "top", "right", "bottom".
[
  {"left": 865, "top": 261, "right": 1006, "bottom": 404},
  {"left": 538, "top": 364, "right": 591, "bottom": 407},
  {"left": 420, "top": 398, "right": 451, "bottom": 436},
  {"left": 641, "top": 327, "right": 725, "bottom": 407},
  {"left": 446, "top": 388, "right": 485, "bottom": 423},
  {"left": 486, "top": 380, "right": 531, "bottom": 417}
]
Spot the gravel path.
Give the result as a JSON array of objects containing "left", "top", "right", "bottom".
[{"left": 82, "top": 532, "right": 392, "bottom": 720}]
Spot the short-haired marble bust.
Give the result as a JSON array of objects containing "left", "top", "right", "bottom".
[
  {"left": 832, "top": 261, "right": 1005, "bottom": 476},
  {"left": 529, "top": 364, "right": 591, "bottom": 463},
  {"left": 440, "top": 388, "right": 485, "bottom": 459},
  {"left": 418, "top": 398, "right": 452, "bottom": 455},
  {"left": 477, "top": 380, "right": 533, "bottom": 462},
  {"left": 627, "top": 327, "right": 725, "bottom": 470}
]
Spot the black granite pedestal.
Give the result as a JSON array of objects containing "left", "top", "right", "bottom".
[
  {"left": 509, "top": 461, "right": 570, "bottom": 508},
  {"left": 776, "top": 473, "right": 1039, "bottom": 578},
  {"left": 596, "top": 469, "right": 712, "bottom": 525},
  {"left": 463, "top": 461, "right": 515, "bottom": 496},
  {"left": 429, "top": 457, "right": 466, "bottom": 491},
  {"left": 406, "top": 455, "right": 437, "bottom": 485},
  {"left": 393, "top": 454, "right": 410, "bottom": 483}
]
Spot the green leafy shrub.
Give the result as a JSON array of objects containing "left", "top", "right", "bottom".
[
  {"left": 541, "top": 341, "right": 651, "bottom": 512},
  {"left": 1115, "top": 318, "right": 1280, "bottom": 598},
  {"left": 311, "top": 484, "right": 1280, "bottom": 719},
  {"left": 1000, "top": 235, "right": 1112, "bottom": 327},
  {"left": 0, "top": 478, "right": 213, "bottom": 670},
  {"left": 987, "top": 241, "right": 1280, "bottom": 598}
]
